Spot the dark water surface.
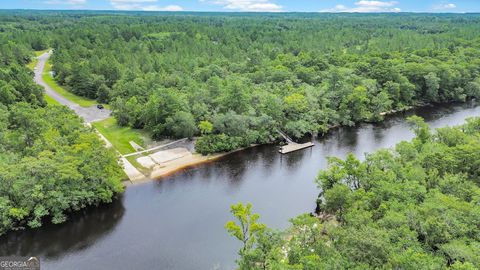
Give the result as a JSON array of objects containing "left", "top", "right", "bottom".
[{"left": 1, "top": 102, "right": 479, "bottom": 270}]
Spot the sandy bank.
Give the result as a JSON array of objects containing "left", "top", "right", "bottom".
[
  {"left": 129, "top": 103, "right": 441, "bottom": 185},
  {"left": 149, "top": 152, "right": 227, "bottom": 179},
  {"left": 127, "top": 145, "right": 257, "bottom": 184}
]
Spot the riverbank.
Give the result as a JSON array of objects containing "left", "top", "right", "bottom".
[
  {"left": 138, "top": 153, "right": 225, "bottom": 183},
  {"left": 129, "top": 145, "right": 257, "bottom": 184},
  {"left": 5, "top": 102, "right": 478, "bottom": 270},
  {"left": 32, "top": 50, "right": 474, "bottom": 185},
  {"left": 139, "top": 102, "right": 458, "bottom": 183},
  {"left": 32, "top": 51, "right": 155, "bottom": 182}
]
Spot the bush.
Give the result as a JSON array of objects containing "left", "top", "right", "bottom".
[{"left": 195, "top": 134, "right": 247, "bottom": 155}]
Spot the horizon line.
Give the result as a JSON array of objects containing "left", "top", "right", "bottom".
[{"left": 0, "top": 9, "right": 477, "bottom": 14}]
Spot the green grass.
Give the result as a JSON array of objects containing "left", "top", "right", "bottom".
[
  {"left": 28, "top": 49, "right": 108, "bottom": 109},
  {"left": 34, "top": 49, "right": 49, "bottom": 57},
  {"left": 93, "top": 117, "right": 152, "bottom": 174},
  {"left": 44, "top": 94, "right": 61, "bottom": 105},
  {"left": 92, "top": 117, "right": 148, "bottom": 155},
  {"left": 27, "top": 58, "right": 38, "bottom": 70},
  {"left": 42, "top": 61, "right": 99, "bottom": 108},
  {"left": 27, "top": 49, "right": 50, "bottom": 70},
  {"left": 126, "top": 156, "right": 150, "bottom": 174}
]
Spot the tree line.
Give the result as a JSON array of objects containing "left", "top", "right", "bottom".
[
  {"left": 227, "top": 116, "right": 480, "bottom": 269},
  {"left": 0, "top": 16, "right": 124, "bottom": 235},
  {"left": 11, "top": 12, "right": 478, "bottom": 154}
]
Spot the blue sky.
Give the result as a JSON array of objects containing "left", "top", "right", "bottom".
[{"left": 1, "top": 0, "right": 479, "bottom": 13}]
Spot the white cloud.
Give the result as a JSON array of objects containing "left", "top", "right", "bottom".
[
  {"left": 142, "top": 4, "right": 184, "bottom": 11},
  {"left": 110, "top": 0, "right": 183, "bottom": 11},
  {"left": 44, "top": 0, "right": 86, "bottom": 5},
  {"left": 321, "top": 1, "right": 401, "bottom": 13},
  {"left": 433, "top": 3, "right": 457, "bottom": 10},
  {"left": 355, "top": 1, "right": 397, "bottom": 8},
  {"left": 111, "top": 0, "right": 157, "bottom": 2},
  {"left": 202, "top": 0, "right": 283, "bottom": 12}
]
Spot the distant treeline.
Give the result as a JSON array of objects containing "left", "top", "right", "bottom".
[{"left": 5, "top": 12, "right": 480, "bottom": 154}]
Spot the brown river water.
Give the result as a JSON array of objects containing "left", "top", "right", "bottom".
[{"left": 1, "top": 101, "right": 479, "bottom": 270}]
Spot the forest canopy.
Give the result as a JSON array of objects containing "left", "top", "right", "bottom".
[
  {"left": 0, "top": 10, "right": 479, "bottom": 265},
  {"left": 5, "top": 11, "right": 478, "bottom": 154},
  {"left": 227, "top": 116, "right": 480, "bottom": 269},
  {"left": 0, "top": 15, "right": 124, "bottom": 235}
]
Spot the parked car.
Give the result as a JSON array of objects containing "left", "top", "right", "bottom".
[{"left": 97, "top": 104, "right": 104, "bottom": 109}]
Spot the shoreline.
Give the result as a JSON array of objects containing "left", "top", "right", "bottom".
[
  {"left": 128, "top": 101, "right": 475, "bottom": 185},
  {"left": 127, "top": 145, "right": 258, "bottom": 185},
  {"left": 34, "top": 51, "right": 475, "bottom": 186}
]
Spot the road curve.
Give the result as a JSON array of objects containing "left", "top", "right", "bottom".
[
  {"left": 35, "top": 52, "right": 146, "bottom": 182},
  {"left": 34, "top": 51, "right": 112, "bottom": 123}
]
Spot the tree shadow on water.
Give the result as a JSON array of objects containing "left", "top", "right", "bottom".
[
  {"left": 160, "top": 145, "right": 280, "bottom": 191},
  {"left": 0, "top": 196, "right": 125, "bottom": 259}
]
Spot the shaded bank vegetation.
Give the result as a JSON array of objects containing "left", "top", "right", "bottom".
[
  {"left": 227, "top": 117, "right": 480, "bottom": 269},
  {"left": 1, "top": 11, "right": 480, "bottom": 237},
  {"left": 0, "top": 18, "right": 124, "bottom": 235},
  {"left": 21, "top": 12, "right": 480, "bottom": 154}
]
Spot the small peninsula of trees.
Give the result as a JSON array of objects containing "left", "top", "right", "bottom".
[
  {"left": 0, "top": 19, "right": 124, "bottom": 235},
  {"left": 227, "top": 117, "right": 480, "bottom": 269}
]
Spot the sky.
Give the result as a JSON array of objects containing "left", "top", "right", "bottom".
[{"left": 1, "top": 0, "right": 479, "bottom": 13}]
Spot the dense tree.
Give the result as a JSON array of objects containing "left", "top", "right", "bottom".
[
  {"left": 0, "top": 103, "right": 124, "bottom": 235},
  {"left": 198, "top": 120, "right": 213, "bottom": 135},
  {"left": 424, "top": 72, "right": 441, "bottom": 102},
  {"left": 228, "top": 117, "right": 480, "bottom": 269},
  {"left": 165, "top": 111, "right": 197, "bottom": 139},
  {"left": 0, "top": 26, "right": 124, "bottom": 235},
  {"left": 13, "top": 11, "right": 476, "bottom": 153}
]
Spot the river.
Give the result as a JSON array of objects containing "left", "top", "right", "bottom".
[{"left": 1, "top": 101, "right": 479, "bottom": 270}]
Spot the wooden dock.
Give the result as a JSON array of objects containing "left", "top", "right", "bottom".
[{"left": 279, "top": 142, "right": 314, "bottom": 154}]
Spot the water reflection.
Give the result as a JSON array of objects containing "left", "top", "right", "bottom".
[
  {"left": 281, "top": 145, "right": 311, "bottom": 169},
  {"left": 0, "top": 102, "right": 478, "bottom": 270},
  {"left": 0, "top": 197, "right": 125, "bottom": 258}
]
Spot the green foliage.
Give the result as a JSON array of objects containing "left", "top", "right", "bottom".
[
  {"left": 92, "top": 117, "right": 147, "bottom": 155},
  {"left": 226, "top": 203, "right": 266, "bottom": 252},
  {"left": 195, "top": 134, "right": 246, "bottom": 155},
  {"left": 231, "top": 117, "right": 480, "bottom": 269},
  {"left": 0, "top": 32, "right": 124, "bottom": 235},
  {"left": 0, "top": 105, "right": 124, "bottom": 235},
  {"left": 165, "top": 111, "right": 197, "bottom": 139},
  {"left": 407, "top": 115, "right": 432, "bottom": 144},
  {"left": 226, "top": 202, "right": 268, "bottom": 268},
  {"left": 13, "top": 11, "right": 479, "bottom": 154},
  {"left": 198, "top": 120, "right": 213, "bottom": 135},
  {"left": 424, "top": 72, "right": 441, "bottom": 102}
]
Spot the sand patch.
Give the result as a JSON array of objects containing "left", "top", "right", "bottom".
[{"left": 149, "top": 147, "right": 191, "bottom": 164}]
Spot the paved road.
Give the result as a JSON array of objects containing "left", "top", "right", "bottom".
[
  {"left": 34, "top": 52, "right": 111, "bottom": 123},
  {"left": 35, "top": 52, "right": 145, "bottom": 181}
]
